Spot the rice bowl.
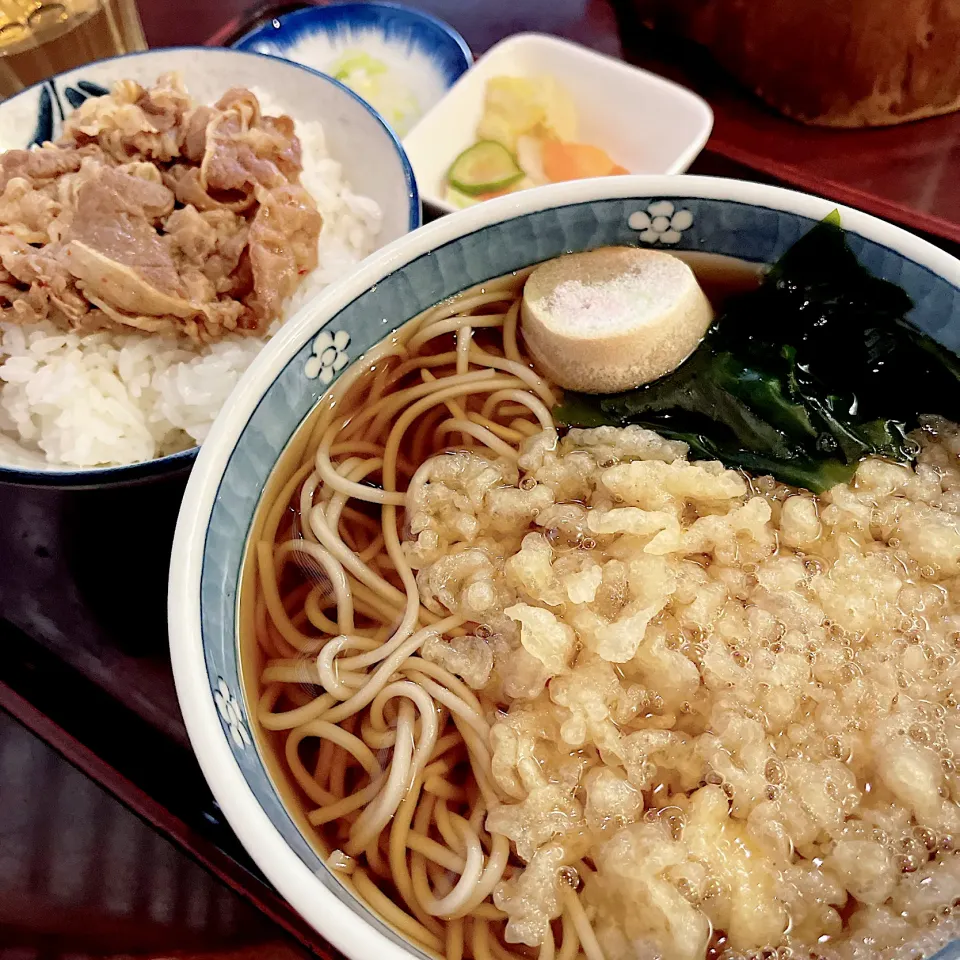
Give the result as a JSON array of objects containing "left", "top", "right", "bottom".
[
  {"left": 0, "top": 105, "right": 382, "bottom": 469},
  {"left": 0, "top": 47, "right": 418, "bottom": 486}
]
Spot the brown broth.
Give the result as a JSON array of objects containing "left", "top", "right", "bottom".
[{"left": 236, "top": 251, "right": 775, "bottom": 949}]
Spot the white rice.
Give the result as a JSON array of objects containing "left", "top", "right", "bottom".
[{"left": 0, "top": 105, "right": 383, "bottom": 469}]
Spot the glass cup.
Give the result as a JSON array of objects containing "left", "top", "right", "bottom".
[{"left": 0, "top": 0, "right": 146, "bottom": 99}]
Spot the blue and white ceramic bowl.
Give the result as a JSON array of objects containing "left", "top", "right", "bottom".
[
  {"left": 233, "top": 2, "right": 472, "bottom": 137},
  {"left": 170, "top": 175, "right": 960, "bottom": 960},
  {"left": 0, "top": 46, "right": 418, "bottom": 488}
]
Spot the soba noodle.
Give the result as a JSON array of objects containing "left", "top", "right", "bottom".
[
  {"left": 242, "top": 264, "right": 960, "bottom": 960},
  {"left": 248, "top": 270, "right": 569, "bottom": 959}
]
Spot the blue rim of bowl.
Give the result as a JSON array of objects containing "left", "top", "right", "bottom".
[
  {"left": 232, "top": 0, "right": 473, "bottom": 74},
  {"left": 0, "top": 45, "right": 420, "bottom": 488}
]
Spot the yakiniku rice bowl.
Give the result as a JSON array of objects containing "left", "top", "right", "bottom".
[{"left": 0, "top": 47, "right": 417, "bottom": 483}]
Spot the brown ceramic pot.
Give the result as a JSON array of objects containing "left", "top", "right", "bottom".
[{"left": 631, "top": 0, "right": 960, "bottom": 127}]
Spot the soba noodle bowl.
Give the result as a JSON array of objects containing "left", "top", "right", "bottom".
[{"left": 241, "top": 262, "right": 960, "bottom": 960}]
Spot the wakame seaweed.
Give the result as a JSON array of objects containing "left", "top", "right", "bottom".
[{"left": 553, "top": 213, "right": 960, "bottom": 493}]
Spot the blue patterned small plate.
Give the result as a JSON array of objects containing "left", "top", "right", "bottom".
[
  {"left": 233, "top": 2, "right": 472, "bottom": 137},
  {"left": 0, "top": 46, "right": 418, "bottom": 488},
  {"left": 170, "top": 175, "right": 960, "bottom": 960}
]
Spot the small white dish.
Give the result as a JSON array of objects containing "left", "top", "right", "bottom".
[{"left": 402, "top": 33, "right": 714, "bottom": 214}]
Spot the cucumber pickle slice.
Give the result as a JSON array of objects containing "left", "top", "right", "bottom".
[{"left": 447, "top": 141, "right": 524, "bottom": 196}]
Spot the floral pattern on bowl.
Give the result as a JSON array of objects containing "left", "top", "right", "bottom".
[
  {"left": 214, "top": 677, "right": 252, "bottom": 750},
  {"left": 170, "top": 176, "right": 960, "bottom": 960},
  {"left": 305, "top": 330, "right": 351, "bottom": 382},
  {"left": 30, "top": 78, "right": 109, "bottom": 146},
  {"left": 628, "top": 199, "right": 695, "bottom": 244}
]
